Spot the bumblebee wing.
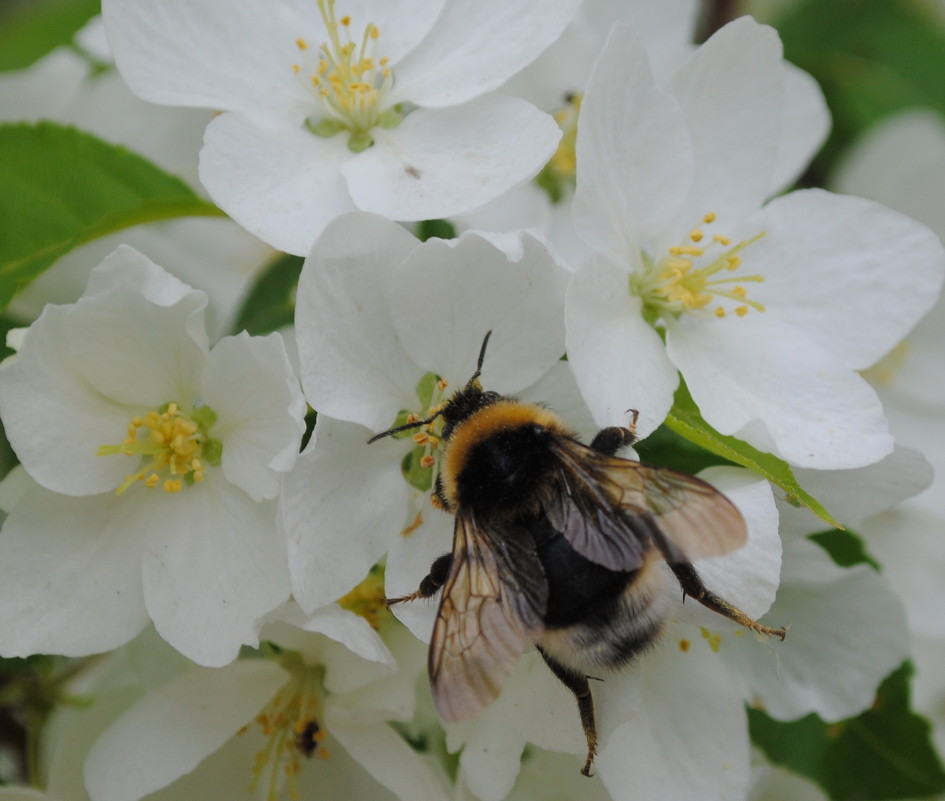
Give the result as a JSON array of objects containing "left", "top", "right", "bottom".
[
  {"left": 546, "top": 436, "right": 747, "bottom": 571},
  {"left": 429, "top": 512, "right": 548, "bottom": 723}
]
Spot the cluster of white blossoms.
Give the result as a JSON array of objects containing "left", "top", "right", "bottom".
[{"left": 0, "top": 2, "right": 943, "bottom": 801}]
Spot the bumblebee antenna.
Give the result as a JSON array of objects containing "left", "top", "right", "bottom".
[
  {"left": 367, "top": 411, "right": 441, "bottom": 444},
  {"left": 367, "top": 331, "right": 492, "bottom": 444},
  {"left": 467, "top": 330, "right": 492, "bottom": 387}
]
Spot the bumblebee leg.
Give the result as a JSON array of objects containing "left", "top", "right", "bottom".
[
  {"left": 589, "top": 425, "right": 637, "bottom": 455},
  {"left": 385, "top": 552, "right": 452, "bottom": 605},
  {"left": 669, "top": 562, "right": 787, "bottom": 640},
  {"left": 537, "top": 647, "right": 598, "bottom": 777}
]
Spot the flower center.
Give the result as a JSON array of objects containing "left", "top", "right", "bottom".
[
  {"left": 862, "top": 340, "right": 911, "bottom": 388},
  {"left": 294, "top": 0, "right": 401, "bottom": 152},
  {"left": 96, "top": 402, "right": 222, "bottom": 495},
  {"left": 337, "top": 565, "right": 388, "bottom": 629},
  {"left": 535, "top": 93, "right": 581, "bottom": 204},
  {"left": 632, "top": 212, "right": 767, "bottom": 325},
  {"left": 248, "top": 656, "right": 328, "bottom": 801}
]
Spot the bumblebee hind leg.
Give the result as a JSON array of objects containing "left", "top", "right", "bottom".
[
  {"left": 589, "top": 423, "right": 638, "bottom": 456},
  {"left": 385, "top": 552, "right": 452, "bottom": 605},
  {"left": 669, "top": 562, "right": 787, "bottom": 640},
  {"left": 537, "top": 647, "right": 598, "bottom": 777}
]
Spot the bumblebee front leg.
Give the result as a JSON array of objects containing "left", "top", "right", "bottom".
[
  {"left": 669, "top": 562, "right": 787, "bottom": 640},
  {"left": 385, "top": 552, "right": 452, "bottom": 605},
  {"left": 537, "top": 647, "right": 599, "bottom": 777}
]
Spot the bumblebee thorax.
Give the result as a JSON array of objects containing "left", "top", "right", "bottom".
[{"left": 440, "top": 400, "right": 569, "bottom": 518}]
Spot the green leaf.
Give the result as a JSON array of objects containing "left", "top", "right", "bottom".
[
  {"left": 776, "top": 0, "right": 945, "bottom": 183},
  {"left": 0, "top": 0, "right": 100, "bottom": 71},
  {"left": 664, "top": 382, "right": 840, "bottom": 528},
  {"left": 415, "top": 219, "right": 456, "bottom": 241},
  {"left": 0, "top": 122, "right": 223, "bottom": 312},
  {"left": 750, "top": 662, "right": 945, "bottom": 800},
  {"left": 809, "top": 528, "right": 882, "bottom": 572},
  {"left": 634, "top": 423, "right": 737, "bottom": 474},
  {"left": 230, "top": 254, "right": 304, "bottom": 336}
]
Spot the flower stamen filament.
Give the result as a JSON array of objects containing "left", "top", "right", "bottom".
[
  {"left": 633, "top": 215, "right": 767, "bottom": 323},
  {"left": 97, "top": 402, "right": 221, "bottom": 495},
  {"left": 296, "top": 0, "right": 399, "bottom": 151}
]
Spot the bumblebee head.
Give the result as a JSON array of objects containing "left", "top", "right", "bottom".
[{"left": 367, "top": 331, "right": 496, "bottom": 444}]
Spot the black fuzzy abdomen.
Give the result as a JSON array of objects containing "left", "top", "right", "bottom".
[{"left": 524, "top": 513, "right": 637, "bottom": 628}]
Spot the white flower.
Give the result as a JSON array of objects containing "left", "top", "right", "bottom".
[
  {"left": 0, "top": 246, "right": 306, "bottom": 666},
  {"left": 454, "top": 5, "right": 829, "bottom": 274},
  {"left": 102, "top": 0, "right": 580, "bottom": 255},
  {"left": 566, "top": 18, "right": 945, "bottom": 469},
  {"left": 282, "top": 212, "right": 575, "bottom": 618}
]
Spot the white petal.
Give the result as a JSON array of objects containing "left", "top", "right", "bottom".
[
  {"left": 505, "top": 747, "right": 615, "bottom": 801},
  {"left": 329, "top": 721, "right": 449, "bottom": 801},
  {"left": 263, "top": 602, "right": 397, "bottom": 693},
  {"left": 283, "top": 417, "right": 408, "bottom": 612},
  {"left": 451, "top": 652, "right": 587, "bottom": 801},
  {"left": 861, "top": 503, "right": 945, "bottom": 639},
  {"left": 294, "top": 212, "right": 421, "bottom": 430},
  {"left": 0, "top": 486, "right": 148, "bottom": 657},
  {"left": 664, "top": 17, "right": 784, "bottom": 229},
  {"left": 140, "top": 480, "right": 290, "bottom": 666},
  {"left": 777, "top": 444, "right": 933, "bottom": 540},
  {"left": 84, "top": 660, "right": 288, "bottom": 801},
  {"left": 565, "top": 254, "right": 679, "bottom": 435},
  {"left": 769, "top": 62, "right": 831, "bottom": 195},
  {"left": 200, "top": 112, "right": 357, "bottom": 255},
  {"left": 725, "top": 538, "right": 909, "bottom": 722},
  {"left": 202, "top": 332, "right": 306, "bottom": 502},
  {"left": 390, "top": 230, "right": 569, "bottom": 394},
  {"left": 744, "top": 189, "right": 945, "bottom": 369},
  {"left": 573, "top": 23, "right": 692, "bottom": 257},
  {"left": 597, "top": 631, "right": 750, "bottom": 801},
  {"left": 385, "top": 507, "right": 455, "bottom": 643},
  {"left": 675, "top": 467, "right": 782, "bottom": 629},
  {"left": 834, "top": 109, "right": 945, "bottom": 241},
  {"left": 102, "top": 0, "right": 312, "bottom": 115},
  {"left": 0, "top": 303, "right": 133, "bottom": 495},
  {"left": 392, "top": 0, "right": 581, "bottom": 107},
  {"left": 666, "top": 313, "right": 893, "bottom": 469},
  {"left": 71, "top": 247, "right": 209, "bottom": 406},
  {"left": 344, "top": 96, "right": 561, "bottom": 221}
]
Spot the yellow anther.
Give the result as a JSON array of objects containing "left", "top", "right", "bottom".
[
  {"left": 735, "top": 306, "right": 749, "bottom": 317},
  {"left": 713, "top": 233, "right": 732, "bottom": 246},
  {"left": 715, "top": 306, "right": 726, "bottom": 318},
  {"left": 703, "top": 212, "right": 717, "bottom": 223},
  {"left": 420, "top": 455, "right": 435, "bottom": 469},
  {"left": 669, "top": 245, "right": 705, "bottom": 257},
  {"left": 436, "top": 379, "right": 448, "bottom": 391},
  {"left": 413, "top": 432, "right": 429, "bottom": 445},
  {"left": 679, "top": 639, "right": 691, "bottom": 652},
  {"left": 150, "top": 430, "right": 166, "bottom": 445},
  {"left": 292, "top": 64, "right": 301, "bottom": 74},
  {"left": 689, "top": 229, "right": 704, "bottom": 243},
  {"left": 145, "top": 474, "right": 160, "bottom": 488},
  {"left": 726, "top": 255, "right": 741, "bottom": 270},
  {"left": 297, "top": 38, "right": 308, "bottom": 50},
  {"left": 164, "top": 479, "right": 183, "bottom": 493},
  {"left": 732, "top": 286, "right": 747, "bottom": 299},
  {"left": 340, "top": 15, "right": 350, "bottom": 25},
  {"left": 193, "top": 471, "right": 204, "bottom": 483}
]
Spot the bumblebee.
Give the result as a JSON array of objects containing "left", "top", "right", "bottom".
[{"left": 371, "top": 332, "right": 785, "bottom": 776}]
